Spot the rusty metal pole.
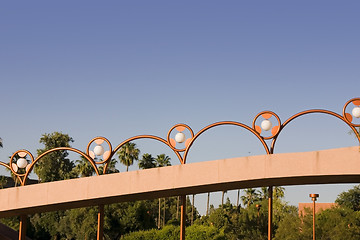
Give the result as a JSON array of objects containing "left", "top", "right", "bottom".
[
  {"left": 180, "top": 195, "right": 186, "bottom": 240},
  {"left": 19, "top": 215, "right": 27, "bottom": 240},
  {"left": 97, "top": 204, "right": 104, "bottom": 240},
  {"left": 313, "top": 199, "right": 316, "bottom": 240},
  {"left": 268, "top": 186, "right": 273, "bottom": 240},
  {"left": 310, "top": 194, "right": 319, "bottom": 240}
]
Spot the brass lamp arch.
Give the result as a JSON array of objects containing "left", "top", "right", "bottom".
[
  {"left": 21, "top": 147, "right": 100, "bottom": 185},
  {"left": 0, "top": 159, "right": 20, "bottom": 185},
  {"left": 182, "top": 121, "right": 270, "bottom": 164},
  {"left": 86, "top": 136, "right": 113, "bottom": 165},
  {"left": 9, "top": 150, "right": 34, "bottom": 179},
  {"left": 167, "top": 123, "right": 195, "bottom": 152},
  {"left": 343, "top": 98, "right": 360, "bottom": 127},
  {"left": 270, "top": 109, "right": 360, "bottom": 153},
  {"left": 0, "top": 161, "right": 11, "bottom": 171},
  {"left": 252, "top": 111, "right": 282, "bottom": 140},
  {"left": 108, "top": 134, "right": 184, "bottom": 171}
]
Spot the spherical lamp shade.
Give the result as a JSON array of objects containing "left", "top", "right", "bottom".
[
  {"left": 94, "top": 145, "right": 105, "bottom": 156},
  {"left": 17, "top": 158, "right": 28, "bottom": 169},
  {"left": 261, "top": 119, "right": 272, "bottom": 131},
  {"left": 352, "top": 107, "right": 360, "bottom": 118},
  {"left": 175, "top": 132, "right": 186, "bottom": 143}
]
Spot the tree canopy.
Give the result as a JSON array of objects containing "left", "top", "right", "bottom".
[
  {"left": 117, "top": 142, "right": 140, "bottom": 172},
  {"left": 34, "top": 132, "right": 75, "bottom": 182}
]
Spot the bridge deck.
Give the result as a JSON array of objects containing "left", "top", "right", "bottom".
[{"left": 0, "top": 146, "right": 359, "bottom": 217}]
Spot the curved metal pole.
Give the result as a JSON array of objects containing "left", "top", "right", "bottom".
[
  {"left": 271, "top": 110, "right": 360, "bottom": 152},
  {"left": 268, "top": 186, "right": 273, "bottom": 240},
  {"left": 183, "top": 121, "right": 270, "bottom": 163},
  {"left": 23, "top": 147, "right": 100, "bottom": 181},
  {"left": 97, "top": 204, "right": 104, "bottom": 240},
  {"left": 106, "top": 135, "right": 184, "bottom": 172},
  {"left": 0, "top": 161, "right": 21, "bottom": 185}
]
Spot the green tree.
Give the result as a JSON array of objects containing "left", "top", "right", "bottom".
[
  {"left": 0, "top": 175, "right": 7, "bottom": 188},
  {"left": 29, "top": 132, "right": 76, "bottom": 239},
  {"left": 221, "top": 191, "right": 227, "bottom": 206},
  {"left": 241, "top": 188, "right": 260, "bottom": 207},
  {"left": 138, "top": 153, "right": 156, "bottom": 169},
  {"left": 316, "top": 207, "right": 360, "bottom": 240},
  {"left": 155, "top": 154, "right": 171, "bottom": 228},
  {"left": 57, "top": 207, "right": 98, "bottom": 239},
  {"left": 104, "top": 201, "right": 157, "bottom": 239},
  {"left": 273, "top": 186, "right": 285, "bottom": 199},
  {"left": 72, "top": 155, "right": 96, "bottom": 177},
  {"left": 275, "top": 209, "right": 305, "bottom": 240},
  {"left": 276, "top": 205, "right": 360, "bottom": 240},
  {"left": 260, "top": 186, "right": 285, "bottom": 200},
  {"left": 99, "top": 158, "right": 119, "bottom": 174},
  {"left": 117, "top": 142, "right": 140, "bottom": 172},
  {"left": 155, "top": 154, "right": 171, "bottom": 167},
  {"left": 336, "top": 185, "right": 360, "bottom": 211},
  {"left": 34, "top": 132, "right": 75, "bottom": 182}
]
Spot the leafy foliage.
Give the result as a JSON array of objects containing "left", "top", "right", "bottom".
[
  {"left": 138, "top": 153, "right": 156, "bottom": 169},
  {"left": 336, "top": 185, "right": 360, "bottom": 211},
  {"left": 117, "top": 142, "right": 140, "bottom": 172},
  {"left": 34, "top": 132, "right": 75, "bottom": 182}
]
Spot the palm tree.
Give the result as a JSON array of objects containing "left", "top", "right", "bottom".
[
  {"left": 260, "top": 187, "right": 269, "bottom": 200},
  {"left": 73, "top": 156, "right": 96, "bottom": 177},
  {"left": 155, "top": 154, "right": 171, "bottom": 167},
  {"left": 221, "top": 191, "right": 227, "bottom": 206},
  {"left": 241, "top": 188, "right": 260, "bottom": 207},
  {"left": 236, "top": 189, "right": 240, "bottom": 208},
  {"left": 155, "top": 154, "right": 171, "bottom": 228},
  {"left": 191, "top": 194, "right": 195, "bottom": 225},
  {"left": 0, "top": 176, "right": 7, "bottom": 188},
  {"left": 138, "top": 153, "right": 156, "bottom": 169},
  {"left": 99, "top": 158, "right": 119, "bottom": 174},
  {"left": 206, "top": 192, "right": 210, "bottom": 215},
  {"left": 260, "top": 186, "right": 285, "bottom": 200},
  {"left": 273, "top": 186, "right": 285, "bottom": 199},
  {"left": 117, "top": 142, "right": 140, "bottom": 172}
]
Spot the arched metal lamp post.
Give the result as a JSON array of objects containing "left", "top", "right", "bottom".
[{"left": 0, "top": 98, "right": 359, "bottom": 240}]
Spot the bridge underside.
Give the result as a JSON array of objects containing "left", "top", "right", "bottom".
[{"left": 0, "top": 146, "right": 359, "bottom": 218}]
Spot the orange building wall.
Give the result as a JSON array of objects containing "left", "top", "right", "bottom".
[{"left": 298, "top": 203, "right": 336, "bottom": 216}]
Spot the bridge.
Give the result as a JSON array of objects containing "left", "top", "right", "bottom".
[
  {"left": 1, "top": 146, "right": 359, "bottom": 217},
  {"left": 1, "top": 98, "right": 359, "bottom": 240}
]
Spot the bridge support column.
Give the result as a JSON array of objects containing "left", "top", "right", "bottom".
[
  {"left": 268, "top": 186, "right": 273, "bottom": 240},
  {"left": 97, "top": 204, "right": 104, "bottom": 240},
  {"left": 180, "top": 195, "right": 186, "bottom": 240},
  {"left": 19, "top": 215, "right": 27, "bottom": 240}
]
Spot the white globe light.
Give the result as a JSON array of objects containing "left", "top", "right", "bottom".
[
  {"left": 175, "top": 132, "right": 186, "bottom": 143},
  {"left": 352, "top": 107, "right": 360, "bottom": 118},
  {"left": 17, "top": 158, "right": 28, "bottom": 169},
  {"left": 261, "top": 119, "right": 272, "bottom": 131},
  {"left": 94, "top": 145, "right": 105, "bottom": 156}
]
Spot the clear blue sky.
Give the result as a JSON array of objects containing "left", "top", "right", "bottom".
[{"left": 1, "top": 1, "right": 359, "bottom": 214}]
